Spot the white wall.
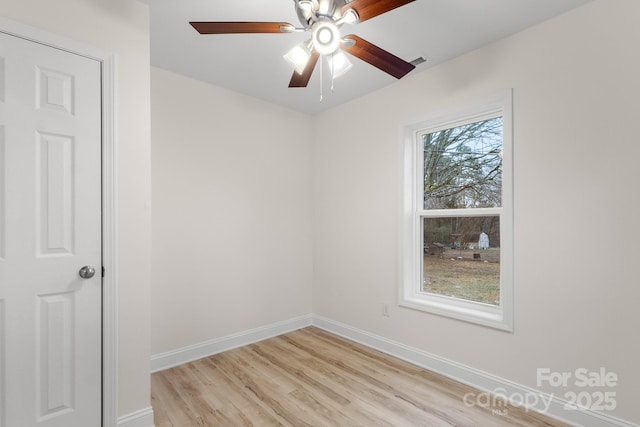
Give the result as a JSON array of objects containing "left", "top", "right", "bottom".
[
  {"left": 0, "top": 0, "right": 152, "bottom": 420},
  {"left": 151, "top": 68, "right": 313, "bottom": 354},
  {"left": 312, "top": 0, "right": 639, "bottom": 423}
]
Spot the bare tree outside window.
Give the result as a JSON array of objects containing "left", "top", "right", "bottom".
[
  {"left": 423, "top": 117, "right": 503, "bottom": 210},
  {"left": 422, "top": 117, "right": 503, "bottom": 305}
]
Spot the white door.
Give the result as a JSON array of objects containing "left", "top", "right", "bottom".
[{"left": 0, "top": 30, "right": 102, "bottom": 427}]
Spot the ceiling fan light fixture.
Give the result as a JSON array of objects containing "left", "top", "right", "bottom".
[
  {"left": 312, "top": 21, "right": 341, "bottom": 55},
  {"left": 327, "top": 50, "right": 352, "bottom": 79},
  {"left": 284, "top": 42, "right": 312, "bottom": 75}
]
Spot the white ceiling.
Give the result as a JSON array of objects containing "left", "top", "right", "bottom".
[{"left": 151, "top": 0, "right": 592, "bottom": 115}]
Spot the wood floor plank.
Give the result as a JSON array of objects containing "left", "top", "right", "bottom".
[
  {"left": 193, "top": 358, "right": 285, "bottom": 426},
  {"left": 274, "top": 335, "right": 443, "bottom": 425},
  {"left": 212, "top": 352, "right": 319, "bottom": 426},
  {"left": 278, "top": 332, "right": 465, "bottom": 425},
  {"left": 151, "top": 327, "right": 571, "bottom": 427},
  {"left": 294, "top": 331, "right": 489, "bottom": 424}
]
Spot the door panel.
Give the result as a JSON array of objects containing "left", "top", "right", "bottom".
[
  {"left": 36, "top": 132, "right": 75, "bottom": 256},
  {"left": 1, "top": 55, "right": 6, "bottom": 261},
  {"left": 0, "top": 299, "right": 4, "bottom": 427},
  {"left": 0, "top": 31, "right": 102, "bottom": 427},
  {"left": 0, "top": 124, "right": 5, "bottom": 262},
  {"left": 0, "top": 51, "right": 7, "bottom": 427},
  {"left": 37, "top": 291, "right": 75, "bottom": 419}
]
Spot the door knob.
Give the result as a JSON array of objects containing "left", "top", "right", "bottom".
[{"left": 79, "top": 266, "right": 96, "bottom": 279}]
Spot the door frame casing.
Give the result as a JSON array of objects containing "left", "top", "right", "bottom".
[{"left": 0, "top": 17, "right": 117, "bottom": 427}]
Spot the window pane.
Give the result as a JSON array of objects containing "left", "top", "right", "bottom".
[
  {"left": 422, "top": 216, "right": 500, "bottom": 305},
  {"left": 423, "top": 117, "right": 503, "bottom": 210}
]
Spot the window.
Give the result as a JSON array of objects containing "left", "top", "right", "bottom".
[{"left": 401, "top": 91, "right": 513, "bottom": 330}]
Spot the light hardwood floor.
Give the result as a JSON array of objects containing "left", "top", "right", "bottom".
[{"left": 151, "top": 327, "right": 570, "bottom": 426}]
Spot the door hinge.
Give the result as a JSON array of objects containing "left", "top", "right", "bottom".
[{"left": 102, "top": 266, "right": 105, "bottom": 278}]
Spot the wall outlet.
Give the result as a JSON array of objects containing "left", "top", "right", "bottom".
[{"left": 382, "top": 303, "right": 390, "bottom": 317}]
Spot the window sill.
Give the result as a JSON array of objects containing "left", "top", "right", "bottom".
[{"left": 399, "top": 293, "right": 513, "bottom": 331}]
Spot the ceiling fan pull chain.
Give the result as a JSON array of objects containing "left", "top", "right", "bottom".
[
  {"left": 319, "top": 56, "right": 324, "bottom": 102},
  {"left": 330, "top": 56, "right": 335, "bottom": 92}
]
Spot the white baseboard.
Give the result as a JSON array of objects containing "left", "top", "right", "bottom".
[
  {"left": 151, "top": 314, "right": 313, "bottom": 372},
  {"left": 311, "top": 315, "right": 638, "bottom": 427},
  {"left": 117, "top": 406, "right": 154, "bottom": 427}
]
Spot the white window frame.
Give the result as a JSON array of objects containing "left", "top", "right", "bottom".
[{"left": 400, "top": 90, "right": 513, "bottom": 331}]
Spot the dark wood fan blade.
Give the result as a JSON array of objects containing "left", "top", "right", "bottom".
[
  {"left": 190, "top": 22, "right": 295, "bottom": 34},
  {"left": 341, "top": 0, "right": 415, "bottom": 23},
  {"left": 341, "top": 35, "right": 415, "bottom": 79},
  {"left": 289, "top": 51, "right": 320, "bottom": 88}
]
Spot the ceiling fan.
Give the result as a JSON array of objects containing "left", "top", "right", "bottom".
[{"left": 190, "top": 0, "right": 417, "bottom": 88}]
